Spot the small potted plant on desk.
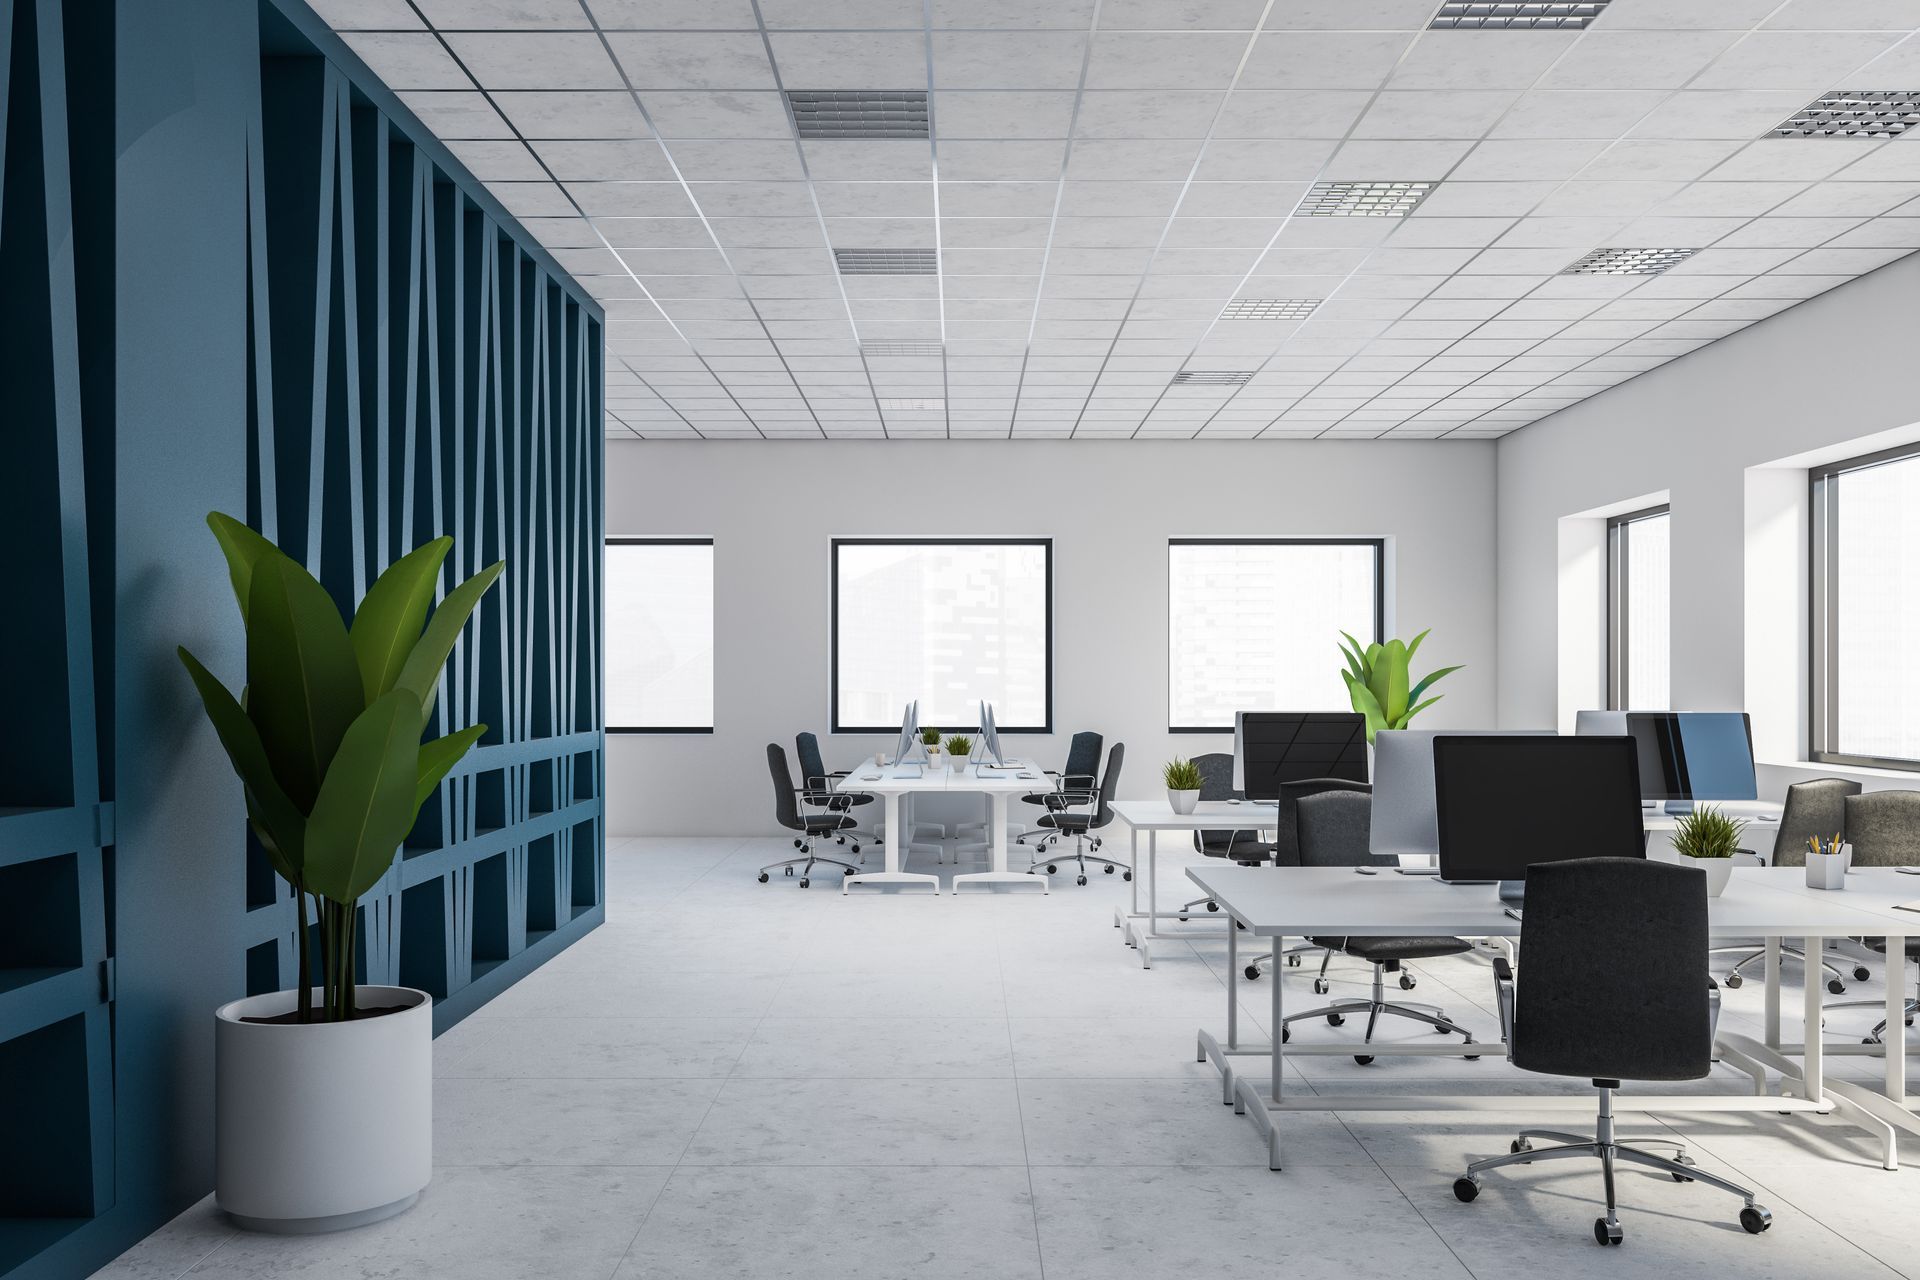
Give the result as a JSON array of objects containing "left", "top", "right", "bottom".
[
  {"left": 1672, "top": 805, "right": 1746, "bottom": 897},
  {"left": 1164, "top": 757, "right": 1202, "bottom": 814},
  {"left": 945, "top": 734, "right": 974, "bottom": 769},
  {"left": 921, "top": 726, "right": 943, "bottom": 767},
  {"left": 179, "top": 513, "right": 501, "bottom": 1233}
]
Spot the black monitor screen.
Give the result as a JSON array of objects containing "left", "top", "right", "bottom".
[
  {"left": 1432, "top": 735, "right": 1645, "bottom": 882},
  {"left": 1624, "top": 712, "right": 1756, "bottom": 802},
  {"left": 1236, "top": 712, "right": 1367, "bottom": 800}
]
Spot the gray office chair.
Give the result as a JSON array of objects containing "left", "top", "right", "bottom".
[
  {"left": 1026, "top": 743, "right": 1128, "bottom": 885},
  {"left": 795, "top": 731, "right": 878, "bottom": 861},
  {"left": 1182, "top": 775, "right": 1372, "bottom": 922},
  {"left": 759, "top": 743, "right": 860, "bottom": 888},
  {"left": 1452, "top": 857, "right": 1773, "bottom": 1245},
  {"left": 1017, "top": 730, "right": 1103, "bottom": 851},
  {"left": 1237, "top": 778, "right": 1375, "bottom": 977},
  {"left": 1827, "top": 790, "right": 1920, "bottom": 1043},
  {"left": 1274, "top": 790, "right": 1475, "bottom": 1063},
  {"left": 1717, "top": 778, "right": 1864, "bottom": 993},
  {"left": 1175, "top": 752, "right": 1267, "bottom": 917}
]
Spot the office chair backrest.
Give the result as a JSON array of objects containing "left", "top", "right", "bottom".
[
  {"left": 1273, "top": 778, "right": 1373, "bottom": 867},
  {"left": 795, "top": 731, "right": 828, "bottom": 788},
  {"left": 1294, "top": 790, "right": 1373, "bottom": 867},
  {"left": 1091, "top": 743, "right": 1124, "bottom": 828},
  {"left": 1191, "top": 752, "right": 1246, "bottom": 852},
  {"left": 1062, "top": 731, "right": 1104, "bottom": 784},
  {"left": 1770, "top": 777, "right": 1861, "bottom": 866},
  {"left": 1843, "top": 790, "right": 1920, "bottom": 866},
  {"left": 1514, "top": 857, "right": 1712, "bottom": 1083},
  {"left": 766, "top": 743, "right": 802, "bottom": 832}
]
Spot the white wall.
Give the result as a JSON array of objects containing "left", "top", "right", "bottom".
[
  {"left": 606, "top": 440, "right": 1498, "bottom": 835},
  {"left": 1495, "top": 252, "right": 1920, "bottom": 798}
]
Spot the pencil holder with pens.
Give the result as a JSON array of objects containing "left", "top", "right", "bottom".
[{"left": 1805, "top": 833, "right": 1850, "bottom": 890}]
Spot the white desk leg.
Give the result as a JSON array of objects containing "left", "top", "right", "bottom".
[
  {"left": 1270, "top": 940, "right": 1284, "bottom": 1106},
  {"left": 1147, "top": 830, "right": 1159, "bottom": 938},
  {"left": 1803, "top": 936, "right": 1824, "bottom": 1103},
  {"left": 1129, "top": 827, "right": 1140, "bottom": 916},
  {"left": 844, "top": 792, "right": 941, "bottom": 893},
  {"left": 1226, "top": 920, "right": 1239, "bottom": 1051},
  {"left": 1764, "top": 936, "right": 1781, "bottom": 1051},
  {"left": 953, "top": 793, "right": 1044, "bottom": 892},
  {"left": 1889, "top": 934, "right": 1907, "bottom": 1105}
]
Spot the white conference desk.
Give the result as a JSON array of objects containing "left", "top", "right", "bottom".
[
  {"left": 1187, "top": 863, "right": 1917, "bottom": 1172},
  {"left": 835, "top": 759, "right": 1054, "bottom": 893},
  {"left": 1108, "top": 799, "right": 1787, "bottom": 967}
]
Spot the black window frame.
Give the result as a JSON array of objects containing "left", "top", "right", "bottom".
[
  {"left": 1810, "top": 441, "right": 1920, "bottom": 771},
  {"left": 1166, "top": 537, "right": 1386, "bottom": 735},
  {"left": 604, "top": 536, "right": 715, "bottom": 735},
  {"left": 1605, "top": 504, "right": 1669, "bottom": 712},
  {"left": 829, "top": 536, "right": 1054, "bottom": 735}
]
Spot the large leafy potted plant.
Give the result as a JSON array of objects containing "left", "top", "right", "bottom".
[
  {"left": 1337, "top": 629, "right": 1462, "bottom": 743},
  {"left": 179, "top": 513, "right": 501, "bottom": 1233}
]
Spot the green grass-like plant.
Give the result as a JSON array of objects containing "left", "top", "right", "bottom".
[
  {"left": 1337, "top": 629, "right": 1463, "bottom": 743},
  {"left": 945, "top": 735, "right": 973, "bottom": 757},
  {"left": 1163, "top": 757, "right": 1203, "bottom": 791},
  {"left": 1672, "top": 805, "right": 1747, "bottom": 860},
  {"left": 179, "top": 513, "right": 501, "bottom": 1022},
  {"left": 921, "top": 727, "right": 942, "bottom": 746}
]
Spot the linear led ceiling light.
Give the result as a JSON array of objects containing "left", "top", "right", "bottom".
[
  {"left": 1772, "top": 91, "right": 1920, "bottom": 138},
  {"left": 1561, "top": 246, "right": 1699, "bottom": 275},
  {"left": 1299, "top": 181, "right": 1434, "bottom": 217},
  {"left": 1430, "top": 2, "right": 1611, "bottom": 28},
  {"left": 1218, "top": 298, "right": 1321, "bottom": 320}
]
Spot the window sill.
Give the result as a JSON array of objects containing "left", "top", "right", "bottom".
[{"left": 1759, "top": 759, "right": 1920, "bottom": 782}]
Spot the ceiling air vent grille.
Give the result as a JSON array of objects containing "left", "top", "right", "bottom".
[
  {"left": 787, "top": 90, "right": 930, "bottom": 140},
  {"left": 1219, "top": 298, "right": 1320, "bottom": 320},
  {"left": 1561, "top": 246, "right": 1699, "bottom": 276},
  {"left": 861, "top": 341, "right": 944, "bottom": 356},
  {"left": 1773, "top": 91, "right": 1920, "bottom": 138},
  {"left": 1430, "top": 2, "right": 1611, "bottom": 29},
  {"left": 1172, "top": 371, "right": 1255, "bottom": 386},
  {"left": 1299, "top": 181, "right": 1434, "bottom": 218},
  {"left": 836, "top": 248, "right": 938, "bottom": 275}
]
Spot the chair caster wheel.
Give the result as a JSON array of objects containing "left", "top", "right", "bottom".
[
  {"left": 1207, "top": 902, "right": 1219, "bottom": 912},
  {"left": 1076, "top": 875, "right": 1088, "bottom": 886},
  {"left": 1313, "top": 979, "right": 1330, "bottom": 995},
  {"left": 1327, "top": 1013, "right": 1345, "bottom": 1026},
  {"left": 1739, "top": 1205, "right": 1772, "bottom": 1235},
  {"left": 1724, "top": 973, "right": 1742, "bottom": 989},
  {"left": 1245, "top": 965, "right": 1261, "bottom": 981},
  {"left": 1671, "top": 1171, "right": 1694, "bottom": 1183},
  {"left": 1123, "top": 871, "right": 1132, "bottom": 881},
  {"left": 1286, "top": 954, "right": 1301, "bottom": 967},
  {"left": 1510, "top": 1139, "right": 1532, "bottom": 1155},
  {"left": 1827, "top": 979, "right": 1846, "bottom": 995},
  {"left": 1104, "top": 864, "right": 1114, "bottom": 874},
  {"left": 1047, "top": 865, "right": 1058, "bottom": 874},
  {"left": 1593, "top": 1219, "right": 1622, "bottom": 1246},
  {"left": 794, "top": 839, "right": 804, "bottom": 849},
  {"left": 1280, "top": 1027, "right": 1290, "bottom": 1043},
  {"left": 1452, "top": 1178, "right": 1478, "bottom": 1203},
  {"left": 1865, "top": 1036, "right": 1881, "bottom": 1044},
  {"left": 758, "top": 872, "right": 769, "bottom": 883},
  {"left": 785, "top": 866, "right": 795, "bottom": 876},
  {"left": 799, "top": 878, "right": 809, "bottom": 888},
  {"left": 1177, "top": 916, "right": 1188, "bottom": 923},
  {"left": 1399, "top": 974, "right": 1416, "bottom": 991},
  {"left": 1854, "top": 966, "right": 1873, "bottom": 981},
  {"left": 1353, "top": 1055, "right": 1374, "bottom": 1066},
  {"left": 850, "top": 844, "right": 860, "bottom": 855},
  {"left": 843, "top": 867, "right": 856, "bottom": 875},
  {"left": 837, "top": 836, "right": 846, "bottom": 844}
]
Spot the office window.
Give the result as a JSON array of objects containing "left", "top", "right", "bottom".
[
  {"left": 1607, "top": 506, "right": 1669, "bottom": 711},
  {"left": 1167, "top": 540, "right": 1383, "bottom": 732},
  {"left": 1813, "top": 443, "right": 1920, "bottom": 768},
  {"left": 605, "top": 538, "right": 713, "bottom": 732},
  {"left": 832, "top": 539, "right": 1051, "bottom": 733}
]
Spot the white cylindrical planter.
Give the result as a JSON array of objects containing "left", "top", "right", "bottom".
[
  {"left": 1167, "top": 788, "right": 1200, "bottom": 815},
  {"left": 1695, "top": 858, "right": 1733, "bottom": 898},
  {"left": 215, "top": 985, "right": 433, "bottom": 1233}
]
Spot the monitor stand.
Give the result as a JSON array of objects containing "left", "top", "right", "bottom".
[
  {"left": 1663, "top": 799, "right": 1695, "bottom": 816},
  {"left": 1497, "top": 879, "right": 1526, "bottom": 903}
]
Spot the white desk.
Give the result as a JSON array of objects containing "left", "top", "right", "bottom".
[
  {"left": 836, "top": 760, "right": 1052, "bottom": 894},
  {"left": 1187, "top": 864, "right": 1912, "bottom": 1172}
]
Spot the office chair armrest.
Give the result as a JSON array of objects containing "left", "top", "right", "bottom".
[
  {"left": 1044, "top": 774, "right": 1097, "bottom": 811},
  {"left": 802, "top": 774, "right": 844, "bottom": 808},
  {"left": 1491, "top": 956, "right": 1516, "bottom": 1049}
]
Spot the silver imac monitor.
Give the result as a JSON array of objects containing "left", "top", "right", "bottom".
[
  {"left": 1370, "top": 727, "right": 1555, "bottom": 861},
  {"left": 1575, "top": 709, "right": 1628, "bottom": 736},
  {"left": 890, "top": 701, "right": 918, "bottom": 768},
  {"left": 980, "top": 701, "right": 1008, "bottom": 767}
]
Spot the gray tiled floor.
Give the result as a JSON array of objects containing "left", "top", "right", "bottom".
[{"left": 97, "top": 834, "right": 1920, "bottom": 1279}]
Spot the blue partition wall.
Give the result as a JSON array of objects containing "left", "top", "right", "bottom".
[{"left": 0, "top": 2, "right": 605, "bottom": 1276}]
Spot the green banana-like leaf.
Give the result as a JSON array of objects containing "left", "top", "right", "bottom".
[
  {"left": 178, "top": 645, "right": 306, "bottom": 881},
  {"left": 1409, "top": 664, "right": 1464, "bottom": 704},
  {"left": 1401, "top": 694, "right": 1445, "bottom": 725},
  {"left": 415, "top": 724, "right": 486, "bottom": 814},
  {"left": 1342, "top": 670, "right": 1389, "bottom": 740},
  {"left": 302, "top": 691, "right": 425, "bottom": 905},
  {"left": 207, "top": 512, "right": 282, "bottom": 625},
  {"left": 1370, "top": 638, "right": 1409, "bottom": 724},
  {"left": 393, "top": 560, "right": 504, "bottom": 721},
  {"left": 247, "top": 556, "right": 365, "bottom": 811},
  {"left": 1404, "top": 628, "right": 1430, "bottom": 663},
  {"left": 1336, "top": 632, "right": 1368, "bottom": 682},
  {"left": 350, "top": 536, "right": 453, "bottom": 704}
]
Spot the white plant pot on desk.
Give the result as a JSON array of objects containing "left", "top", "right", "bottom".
[
  {"left": 1167, "top": 788, "right": 1200, "bottom": 815},
  {"left": 214, "top": 985, "right": 433, "bottom": 1233},
  {"left": 1692, "top": 857, "right": 1733, "bottom": 897}
]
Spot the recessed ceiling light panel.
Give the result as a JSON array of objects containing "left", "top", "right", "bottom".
[
  {"left": 1219, "top": 298, "right": 1320, "bottom": 320},
  {"left": 1299, "top": 181, "right": 1434, "bottom": 218},
  {"left": 1171, "top": 371, "right": 1255, "bottom": 385},
  {"left": 835, "top": 248, "right": 938, "bottom": 275},
  {"left": 786, "top": 90, "right": 930, "bottom": 140},
  {"left": 1773, "top": 91, "right": 1920, "bottom": 138},
  {"left": 1430, "top": 2, "right": 1611, "bottom": 28},
  {"left": 861, "top": 341, "right": 944, "bottom": 356},
  {"left": 877, "top": 398, "right": 944, "bottom": 410},
  {"left": 1561, "top": 246, "right": 1700, "bottom": 275}
]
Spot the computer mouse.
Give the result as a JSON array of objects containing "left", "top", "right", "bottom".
[
  {"left": 1227, "top": 798, "right": 1241, "bottom": 805},
  {"left": 1354, "top": 866, "right": 1378, "bottom": 875}
]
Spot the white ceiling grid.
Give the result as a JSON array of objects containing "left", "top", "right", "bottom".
[{"left": 311, "top": 0, "right": 1920, "bottom": 442}]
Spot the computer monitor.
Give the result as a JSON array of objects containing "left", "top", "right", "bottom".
[
  {"left": 890, "top": 701, "right": 918, "bottom": 768},
  {"left": 1370, "top": 728, "right": 1553, "bottom": 860},
  {"left": 1432, "top": 734, "right": 1645, "bottom": 901},
  {"left": 1232, "top": 712, "right": 1367, "bottom": 801},
  {"left": 1624, "top": 711, "right": 1757, "bottom": 805},
  {"left": 1574, "top": 709, "right": 1627, "bottom": 736},
  {"left": 979, "top": 700, "right": 1007, "bottom": 767}
]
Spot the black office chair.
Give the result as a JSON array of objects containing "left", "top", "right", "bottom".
[
  {"left": 1017, "top": 730, "right": 1103, "bottom": 852},
  {"left": 1026, "top": 743, "right": 1127, "bottom": 885},
  {"left": 1237, "top": 778, "right": 1374, "bottom": 973},
  {"left": 1827, "top": 790, "right": 1920, "bottom": 1042},
  {"left": 1716, "top": 777, "right": 1864, "bottom": 993},
  {"left": 1181, "top": 775, "right": 1371, "bottom": 923},
  {"left": 1275, "top": 790, "right": 1475, "bottom": 1062},
  {"left": 1452, "top": 857, "right": 1773, "bottom": 1245},
  {"left": 795, "top": 730, "right": 877, "bottom": 860},
  {"left": 759, "top": 743, "right": 860, "bottom": 888}
]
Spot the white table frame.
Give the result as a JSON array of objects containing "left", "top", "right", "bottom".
[
  {"left": 1186, "top": 864, "right": 1911, "bottom": 1172},
  {"left": 838, "top": 760, "right": 1051, "bottom": 894}
]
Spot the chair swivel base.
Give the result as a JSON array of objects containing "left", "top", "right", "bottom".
[
  {"left": 1825, "top": 995, "right": 1919, "bottom": 1043},
  {"left": 1716, "top": 943, "right": 1859, "bottom": 994},
  {"left": 758, "top": 850, "right": 860, "bottom": 889},
  {"left": 1453, "top": 1095, "right": 1772, "bottom": 1245}
]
